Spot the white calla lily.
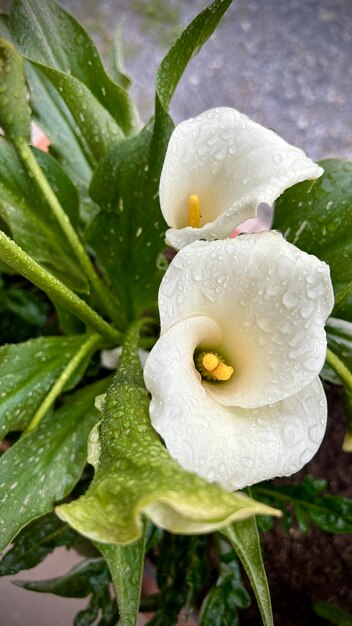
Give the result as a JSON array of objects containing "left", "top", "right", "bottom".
[
  {"left": 160, "top": 108, "right": 323, "bottom": 249},
  {"left": 144, "top": 232, "right": 334, "bottom": 491}
]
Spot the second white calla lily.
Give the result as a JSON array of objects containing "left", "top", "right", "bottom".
[
  {"left": 144, "top": 232, "right": 334, "bottom": 491},
  {"left": 160, "top": 108, "right": 323, "bottom": 249}
]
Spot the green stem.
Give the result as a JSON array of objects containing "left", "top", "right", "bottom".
[
  {"left": 325, "top": 348, "right": 352, "bottom": 391},
  {"left": 26, "top": 333, "right": 101, "bottom": 432},
  {"left": 15, "top": 141, "right": 124, "bottom": 327},
  {"left": 0, "top": 231, "right": 121, "bottom": 343}
]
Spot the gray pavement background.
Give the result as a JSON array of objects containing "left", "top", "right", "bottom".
[{"left": 59, "top": 0, "right": 352, "bottom": 161}]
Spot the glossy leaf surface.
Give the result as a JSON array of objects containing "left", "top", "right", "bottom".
[
  {"left": 273, "top": 159, "right": 352, "bottom": 319},
  {"left": 0, "top": 334, "right": 93, "bottom": 437},
  {"left": 0, "top": 377, "right": 109, "bottom": 550}
]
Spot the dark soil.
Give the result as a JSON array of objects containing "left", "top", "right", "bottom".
[{"left": 242, "top": 385, "right": 352, "bottom": 626}]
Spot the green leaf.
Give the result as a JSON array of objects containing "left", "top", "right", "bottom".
[
  {"left": 88, "top": 119, "right": 172, "bottom": 317},
  {"left": 0, "top": 281, "right": 49, "bottom": 328},
  {"left": 313, "top": 601, "right": 352, "bottom": 626},
  {"left": 26, "top": 63, "right": 96, "bottom": 218},
  {"left": 0, "top": 376, "right": 110, "bottom": 551},
  {"left": 9, "top": 0, "right": 136, "bottom": 159},
  {"left": 0, "top": 37, "right": 31, "bottom": 142},
  {"left": 57, "top": 323, "right": 279, "bottom": 545},
  {"left": 9, "top": 0, "right": 135, "bottom": 133},
  {"left": 28, "top": 66, "right": 124, "bottom": 161},
  {"left": 0, "top": 334, "right": 96, "bottom": 437},
  {"left": 254, "top": 476, "right": 352, "bottom": 534},
  {"left": 155, "top": 0, "right": 233, "bottom": 115},
  {"left": 15, "top": 558, "right": 110, "bottom": 597},
  {"left": 222, "top": 511, "right": 273, "bottom": 626},
  {"left": 15, "top": 557, "right": 117, "bottom": 626},
  {"left": 148, "top": 534, "right": 207, "bottom": 625},
  {"left": 0, "top": 513, "right": 77, "bottom": 576},
  {"left": 0, "top": 138, "right": 88, "bottom": 292},
  {"left": 273, "top": 159, "right": 352, "bottom": 319},
  {"left": 98, "top": 535, "right": 146, "bottom": 626},
  {"left": 108, "top": 23, "right": 132, "bottom": 92}
]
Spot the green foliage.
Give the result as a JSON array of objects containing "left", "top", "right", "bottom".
[
  {"left": 0, "top": 335, "right": 95, "bottom": 437},
  {"left": 313, "top": 601, "right": 352, "bottom": 626},
  {"left": 322, "top": 318, "right": 352, "bottom": 383},
  {"left": 273, "top": 159, "right": 352, "bottom": 320},
  {"left": 0, "top": 37, "right": 31, "bottom": 142},
  {"left": 10, "top": 0, "right": 136, "bottom": 158},
  {"left": 223, "top": 506, "right": 273, "bottom": 626},
  {"left": 16, "top": 558, "right": 118, "bottom": 626},
  {"left": 253, "top": 476, "right": 352, "bottom": 534},
  {"left": 0, "top": 377, "right": 109, "bottom": 551},
  {"left": 98, "top": 536, "right": 146, "bottom": 626},
  {"left": 0, "top": 139, "right": 88, "bottom": 292},
  {"left": 0, "top": 513, "right": 77, "bottom": 576},
  {"left": 147, "top": 534, "right": 210, "bottom": 625},
  {"left": 200, "top": 546, "right": 250, "bottom": 626}
]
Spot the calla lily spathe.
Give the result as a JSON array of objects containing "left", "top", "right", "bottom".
[
  {"left": 160, "top": 108, "right": 323, "bottom": 249},
  {"left": 144, "top": 232, "right": 334, "bottom": 491}
]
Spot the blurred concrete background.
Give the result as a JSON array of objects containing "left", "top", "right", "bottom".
[
  {"left": 59, "top": 0, "right": 351, "bottom": 160},
  {"left": 0, "top": 0, "right": 351, "bottom": 624}
]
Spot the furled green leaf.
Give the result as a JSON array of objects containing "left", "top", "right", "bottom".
[
  {"left": 0, "top": 513, "right": 77, "bottom": 576},
  {"left": 88, "top": 0, "right": 234, "bottom": 317},
  {"left": 57, "top": 323, "right": 278, "bottom": 545},
  {"left": 253, "top": 476, "right": 352, "bottom": 533},
  {"left": 0, "top": 335, "right": 96, "bottom": 437},
  {"left": 222, "top": 511, "right": 273, "bottom": 626},
  {"left": 0, "top": 377, "right": 110, "bottom": 551},
  {"left": 0, "top": 138, "right": 88, "bottom": 292},
  {"left": 273, "top": 159, "right": 352, "bottom": 320},
  {"left": 0, "top": 37, "right": 30, "bottom": 142},
  {"left": 98, "top": 535, "right": 146, "bottom": 626},
  {"left": 313, "top": 601, "right": 352, "bottom": 626}
]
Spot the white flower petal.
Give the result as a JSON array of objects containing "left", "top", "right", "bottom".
[
  {"left": 158, "top": 232, "right": 333, "bottom": 408},
  {"left": 144, "top": 316, "right": 327, "bottom": 491},
  {"left": 160, "top": 108, "right": 323, "bottom": 249}
]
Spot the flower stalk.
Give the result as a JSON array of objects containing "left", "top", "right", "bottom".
[
  {"left": 0, "top": 231, "right": 122, "bottom": 343},
  {"left": 14, "top": 140, "right": 124, "bottom": 327},
  {"left": 26, "top": 333, "right": 102, "bottom": 433}
]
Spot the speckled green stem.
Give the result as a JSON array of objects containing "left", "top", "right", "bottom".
[
  {"left": 14, "top": 141, "right": 124, "bottom": 327},
  {"left": 0, "top": 231, "right": 121, "bottom": 343},
  {"left": 26, "top": 333, "right": 101, "bottom": 433}
]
